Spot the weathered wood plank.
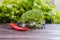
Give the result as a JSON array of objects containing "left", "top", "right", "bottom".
[
  {"left": 45, "top": 24, "right": 60, "bottom": 29},
  {"left": 0, "top": 24, "right": 60, "bottom": 40}
]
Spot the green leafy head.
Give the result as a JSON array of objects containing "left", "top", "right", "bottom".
[{"left": 21, "top": 9, "right": 44, "bottom": 24}]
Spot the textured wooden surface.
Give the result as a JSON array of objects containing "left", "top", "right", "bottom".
[{"left": 0, "top": 24, "right": 60, "bottom": 40}]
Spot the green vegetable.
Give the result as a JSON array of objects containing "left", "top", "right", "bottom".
[
  {"left": 21, "top": 10, "right": 44, "bottom": 24},
  {"left": 55, "top": 10, "right": 60, "bottom": 23},
  {"left": 0, "top": 0, "right": 57, "bottom": 24}
]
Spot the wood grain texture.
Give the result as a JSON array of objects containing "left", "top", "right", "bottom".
[{"left": 0, "top": 24, "right": 60, "bottom": 40}]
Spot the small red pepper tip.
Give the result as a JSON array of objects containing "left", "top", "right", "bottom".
[{"left": 9, "top": 23, "right": 30, "bottom": 31}]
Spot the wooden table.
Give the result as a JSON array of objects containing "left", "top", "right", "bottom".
[{"left": 0, "top": 24, "right": 60, "bottom": 40}]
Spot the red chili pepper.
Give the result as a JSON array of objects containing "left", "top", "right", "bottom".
[{"left": 9, "top": 23, "right": 30, "bottom": 31}]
